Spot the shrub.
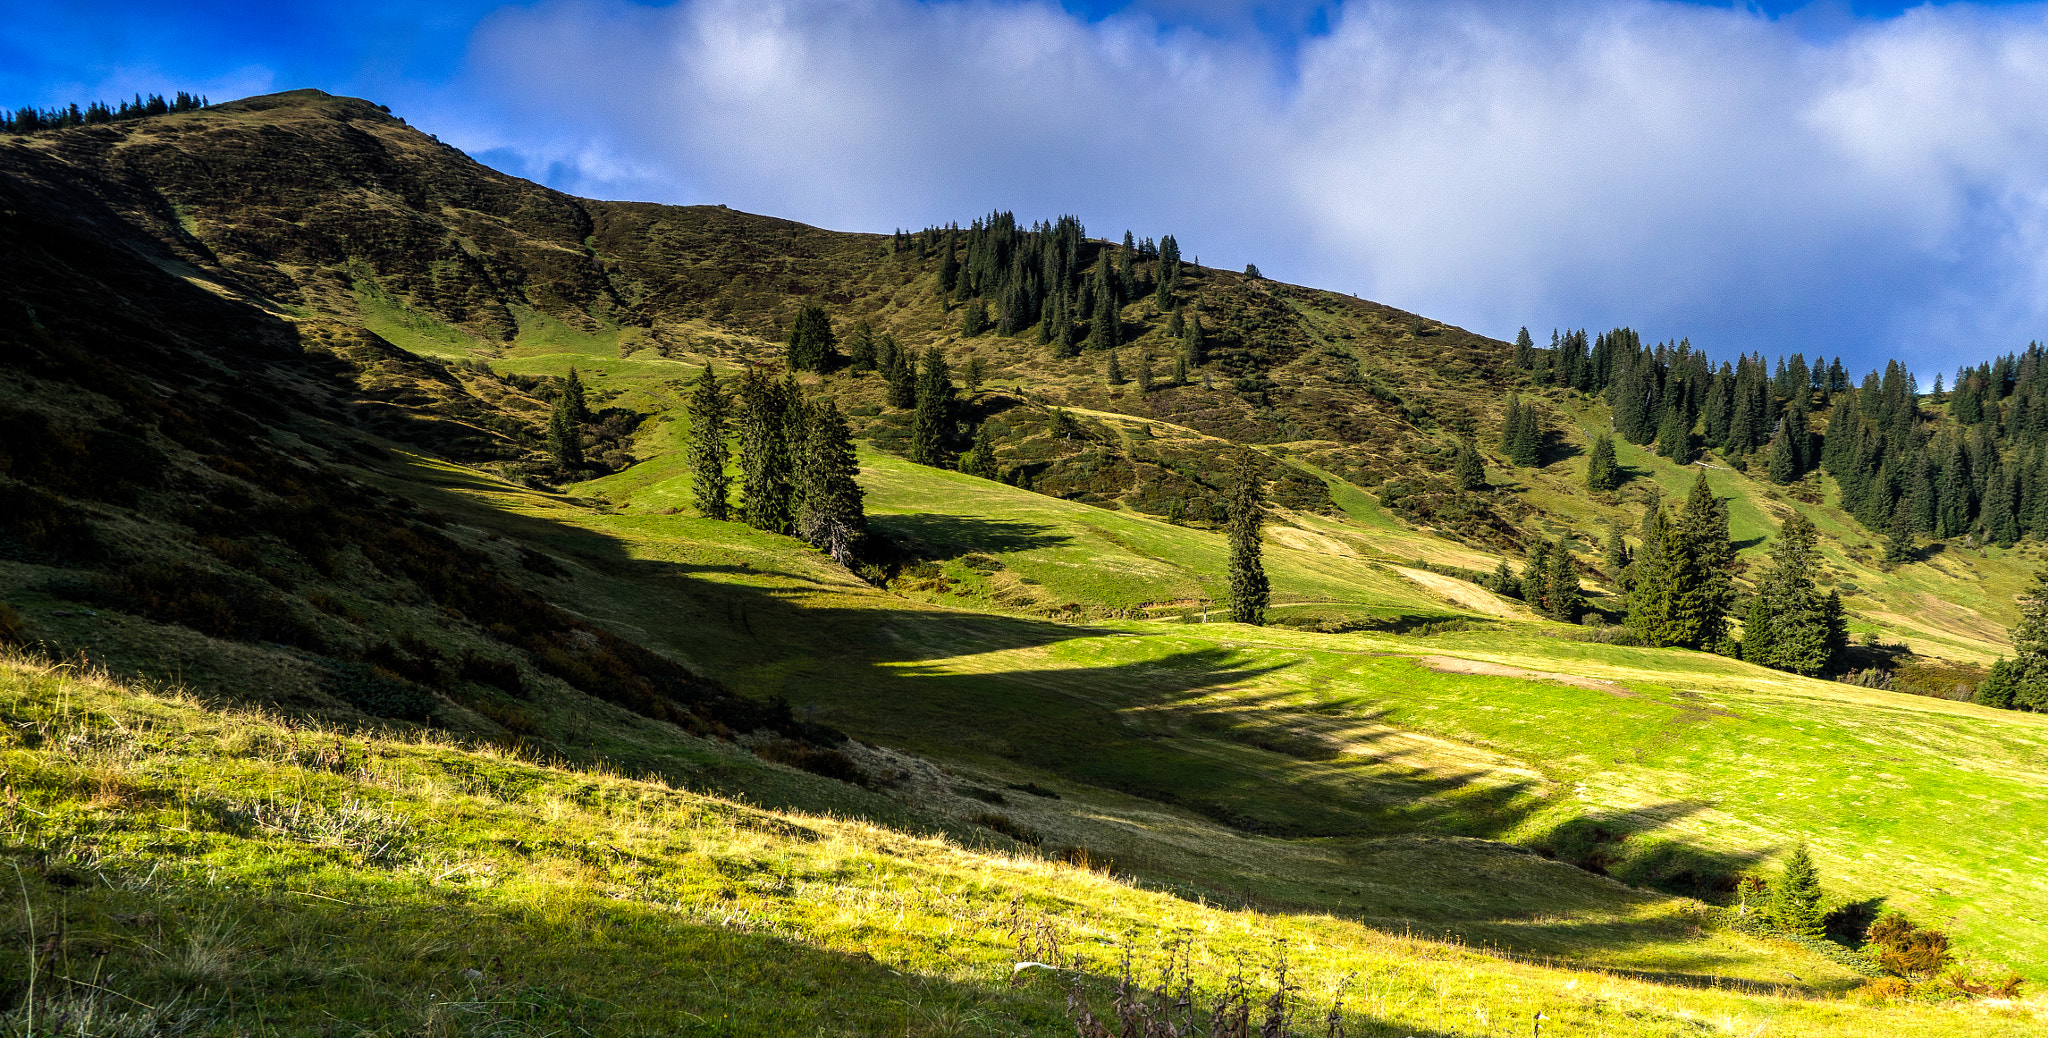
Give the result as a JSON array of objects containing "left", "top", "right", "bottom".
[
  {"left": 970, "top": 812, "right": 1040, "bottom": 845},
  {"left": 754, "top": 739, "right": 866, "bottom": 785},
  {"left": 1868, "top": 911, "right": 1953, "bottom": 976}
]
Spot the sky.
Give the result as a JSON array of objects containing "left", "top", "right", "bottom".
[{"left": 7, "top": 0, "right": 2048, "bottom": 379}]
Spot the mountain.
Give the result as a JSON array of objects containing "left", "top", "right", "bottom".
[{"left": 1, "top": 89, "right": 2044, "bottom": 1030}]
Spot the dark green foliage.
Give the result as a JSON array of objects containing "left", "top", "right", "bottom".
[
  {"left": 1767, "top": 411, "right": 1805, "bottom": 484},
  {"left": 1764, "top": 843, "right": 1827, "bottom": 938},
  {"left": 546, "top": 367, "right": 586, "bottom": 470},
  {"left": 960, "top": 423, "right": 999, "bottom": 480},
  {"left": 1586, "top": 434, "right": 1619, "bottom": 492},
  {"left": 882, "top": 335, "right": 917, "bottom": 409},
  {"left": 1883, "top": 502, "right": 1914, "bottom": 564},
  {"left": 1172, "top": 353, "right": 1188, "bottom": 386},
  {"left": 910, "top": 348, "right": 952, "bottom": 466},
  {"left": 1627, "top": 472, "right": 1734, "bottom": 649},
  {"left": 1655, "top": 404, "right": 1692, "bottom": 463},
  {"left": 322, "top": 661, "right": 437, "bottom": 722},
  {"left": 1225, "top": 450, "right": 1269, "bottom": 625},
  {"left": 845, "top": 321, "right": 877, "bottom": 371},
  {"left": 785, "top": 301, "right": 837, "bottom": 371},
  {"left": 1, "top": 90, "right": 206, "bottom": 134},
  {"left": 960, "top": 298, "right": 989, "bottom": 337},
  {"left": 796, "top": 400, "right": 865, "bottom": 566},
  {"left": 1977, "top": 564, "right": 2048, "bottom": 711},
  {"left": 1154, "top": 234, "right": 1182, "bottom": 307},
  {"left": 1135, "top": 349, "right": 1154, "bottom": 393},
  {"left": 1243, "top": 263, "right": 1262, "bottom": 279},
  {"left": 1106, "top": 351, "right": 1125, "bottom": 386},
  {"left": 1181, "top": 311, "right": 1206, "bottom": 367},
  {"left": 1480, "top": 560, "right": 1521, "bottom": 599},
  {"left": 937, "top": 226, "right": 960, "bottom": 293},
  {"left": 1743, "top": 512, "right": 1846, "bottom": 676},
  {"left": 739, "top": 367, "right": 796, "bottom": 534},
  {"left": 686, "top": 365, "right": 730, "bottom": 520},
  {"left": 962, "top": 355, "right": 986, "bottom": 397},
  {"left": 1602, "top": 519, "right": 1633, "bottom": 583},
  {"left": 1453, "top": 440, "right": 1486, "bottom": 491},
  {"left": 1546, "top": 542, "right": 1585, "bottom": 623},
  {"left": 1500, "top": 395, "right": 1541, "bottom": 467}
]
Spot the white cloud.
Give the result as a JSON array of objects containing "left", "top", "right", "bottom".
[{"left": 443, "top": 0, "right": 2048, "bottom": 375}]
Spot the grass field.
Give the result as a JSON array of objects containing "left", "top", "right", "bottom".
[{"left": 3, "top": 654, "right": 2039, "bottom": 1036}]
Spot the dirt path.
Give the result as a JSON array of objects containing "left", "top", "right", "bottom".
[
  {"left": 1390, "top": 567, "right": 1521, "bottom": 618},
  {"left": 1416, "top": 655, "right": 1632, "bottom": 695}
]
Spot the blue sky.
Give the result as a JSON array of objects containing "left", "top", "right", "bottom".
[{"left": 7, "top": 0, "right": 2048, "bottom": 379}]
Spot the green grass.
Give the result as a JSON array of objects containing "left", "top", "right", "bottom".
[{"left": 3, "top": 654, "right": 2038, "bottom": 1036}]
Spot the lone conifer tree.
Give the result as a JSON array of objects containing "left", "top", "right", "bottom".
[
  {"left": 1587, "top": 434, "right": 1619, "bottom": 491},
  {"left": 1135, "top": 348, "right": 1153, "bottom": 393},
  {"left": 686, "top": 364, "right": 729, "bottom": 520},
  {"left": 1225, "top": 450, "right": 1269, "bottom": 625},
  {"left": 845, "top": 321, "right": 877, "bottom": 371},
  {"left": 1173, "top": 353, "right": 1188, "bottom": 386},
  {"left": 960, "top": 422, "right": 998, "bottom": 479},
  {"left": 1766, "top": 843, "right": 1827, "bottom": 937},
  {"left": 1453, "top": 440, "right": 1487, "bottom": 491},
  {"left": 786, "top": 301, "right": 837, "bottom": 371},
  {"left": 883, "top": 336, "right": 918, "bottom": 409},
  {"left": 1182, "top": 311, "right": 1206, "bottom": 367},
  {"left": 910, "top": 348, "right": 952, "bottom": 466},
  {"left": 1546, "top": 542, "right": 1584, "bottom": 623},
  {"left": 1743, "top": 511, "right": 1845, "bottom": 675},
  {"left": 547, "top": 367, "right": 587, "bottom": 471},
  {"left": 796, "top": 400, "right": 865, "bottom": 566},
  {"left": 1106, "top": 351, "right": 1125, "bottom": 386},
  {"left": 738, "top": 368, "right": 795, "bottom": 534}
]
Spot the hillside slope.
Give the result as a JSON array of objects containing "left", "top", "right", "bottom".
[{"left": 0, "top": 88, "right": 2044, "bottom": 1011}]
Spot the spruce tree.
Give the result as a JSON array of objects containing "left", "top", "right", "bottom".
[
  {"left": 1656, "top": 404, "right": 1693, "bottom": 463},
  {"left": 1173, "top": 353, "right": 1188, "bottom": 386},
  {"left": 1135, "top": 348, "right": 1153, "bottom": 393},
  {"left": 1505, "top": 399, "right": 1542, "bottom": 467},
  {"left": 884, "top": 337, "right": 918, "bottom": 409},
  {"left": 1883, "top": 503, "right": 1915, "bottom": 564},
  {"left": 1454, "top": 440, "right": 1487, "bottom": 491},
  {"left": 910, "top": 348, "right": 952, "bottom": 466},
  {"left": 738, "top": 368, "right": 795, "bottom": 534},
  {"left": 1765, "top": 843, "right": 1827, "bottom": 938},
  {"left": 1106, "top": 351, "right": 1125, "bottom": 386},
  {"left": 960, "top": 422, "right": 998, "bottom": 480},
  {"left": 938, "top": 227, "right": 960, "bottom": 294},
  {"left": 1546, "top": 541, "right": 1585, "bottom": 623},
  {"left": 1977, "top": 563, "right": 2048, "bottom": 710},
  {"left": 686, "top": 364, "right": 729, "bottom": 520},
  {"left": 1182, "top": 311, "right": 1206, "bottom": 367},
  {"left": 1587, "top": 434, "right": 1619, "bottom": 492},
  {"left": 963, "top": 355, "right": 986, "bottom": 397},
  {"left": 796, "top": 400, "right": 866, "bottom": 567},
  {"left": 1602, "top": 519, "right": 1633, "bottom": 585},
  {"left": 846, "top": 321, "right": 877, "bottom": 372},
  {"left": 1744, "top": 512, "right": 1839, "bottom": 675},
  {"left": 547, "top": 368, "right": 587, "bottom": 471},
  {"left": 1500, "top": 396, "right": 1523, "bottom": 458},
  {"left": 786, "top": 301, "right": 837, "bottom": 371},
  {"left": 1225, "top": 450, "right": 1270, "bottom": 625},
  {"left": 1522, "top": 539, "right": 1552, "bottom": 611}
]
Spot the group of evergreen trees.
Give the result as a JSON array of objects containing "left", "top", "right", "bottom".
[
  {"left": 547, "top": 368, "right": 590, "bottom": 470},
  {"left": 1741, "top": 513, "right": 1849, "bottom": 675},
  {"left": 1977, "top": 564, "right": 2048, "bottom": 711},
  {"left": 1520, "top": 328, "right": 2048, "bottom": 550},
  {"left": 1499, "top": 394, "right": 1542, "bottom": 467},
  {"left": 3, "top": 91, "right": 206, "bottom": 134},
  {"left": 684, "top": 365, "right": 866, "bottom": 567}
]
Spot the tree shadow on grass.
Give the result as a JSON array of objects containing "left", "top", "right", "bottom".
[{"left": 869, "top": 513, "right": 1072, "bottom": 559}]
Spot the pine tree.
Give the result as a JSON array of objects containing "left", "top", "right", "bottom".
[
  {"left": 1225, "top": 450, "right": 1270, "bottom": 625},
  {"left": 1514, "top": 327, "right": 1536, "bottom": 370},
  {"left": 1504, "top": 398, "right": 1541, "bottom": 467},
  {"left": 910, "top": 348, "right": 952, "bottom": 467},
  {"left": 1744, "top": 512, "right": 1837, "bottom": 675},
  {"left": 1173, "top": 353, "right": 1188, "bottom": 386},
  {"left": 1135, "top": 348, "right": 1153, "bottom": 393},
  {"left": 960, "top": 298, "right": 989, "bottom": 337},
  {"left": 1765, "top": 843, "right": 1827, "bottom": 938},
  {"left": 1106, "top": 351, "right": 1125, "bottom": 386},
  {"left": 1587, "top": 434, "right": 1619, "bottom": 492},
  {"left": 1546, "top": 541, "right": 1584, "bottom": 623},
  {"left": 1454, "top": 440, "right": 1487, "bottom": 491},
  {"left": 1182, "top": 312, "right": 1206, "bottom": 367},
  {"left": 1656, "top": 404, "right": 1693, "bottom": 463},
  {"left": 1500, "top": 396, "right": 1523, "bottom": 457},
  {"left": 960, "top": 422, "right": 999, "bottom": 479},
  {"left": 786, "top": 301, "right": 837, "bottom": 371},
  {"left": 738, "top": 367, "right": 795, "bottom": 534},
  {"left": 884, "top": 336, "right": 918, "bottom": 409},
  {"left": 686, "top": 364, "right": 730, "bottom": 520},
  {"left": 846, "top": 321, "right": 877, "bottom": 371},
  {"left": 1767, "top": 414, "right": 1802, "bottom": 484},
  {"left": 1602, "top": 519, "right": 1633, "bottom": 584},
  {"left": 1977, "top": 564, "right": 2048, "bottom": 710},
  {"left": 1522, "top": 539, "right": 1552, "bottom": 611},
  {"left": 1883, "top": 502, "right": 1915, "bottom": 564},
  {"left": 963, "top": 355, "right": 986, "bottom": 397},
  {"left": 796, "top": 400, "right": 866, "bottom": 566},
  {"left": 938, "top": 227, "right": 960, "bottom": 294},
  {"left": 1629, "top": 473, "right": 1734, "bottom": 649},
  {"left": 547, "top": 368, "right": 587, "bottom": 471}
]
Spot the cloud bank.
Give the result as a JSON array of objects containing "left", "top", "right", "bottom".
[{"left": 442, "top": 0, "right": 2048, "bottom": 376}]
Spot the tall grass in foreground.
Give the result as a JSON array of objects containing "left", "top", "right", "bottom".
[{"left": 0, "top": 650, "right": 2035, "bottom": 1035}]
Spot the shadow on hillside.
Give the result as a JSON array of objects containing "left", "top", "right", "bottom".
[{"left": 868, "top": 513, "right": 1071, "bottom": 558}]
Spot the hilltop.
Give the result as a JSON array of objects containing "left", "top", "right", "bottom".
[{"left": 0, "top": 89, "right": 2044, "bottom": 1031}]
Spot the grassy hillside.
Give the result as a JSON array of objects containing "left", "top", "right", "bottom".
[
  {"left": 2, "top": 655, "right": 2038, "bottom": 1036},
  {"left": 2, "top": 88, "right": 2045, "bottom": 1030}
]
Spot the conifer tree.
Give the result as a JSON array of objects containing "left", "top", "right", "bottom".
[
  {"left": 1484, "top": 560, "right": 1522, "bottom": 600},
  {"left": 1976, "top": 563, "right": 2048, "bottom": 710},
  {"left": 1514, "top": 327, "right": 1536, "bottom": 370},
  {"left": 962, "top": 355, "right": 986, "bottom": 397},
  {"left": 1503, "top": 397, "right": 1541, "bottom": 467},
  {"left": 1884, "top": 503, "right": 1915, "bottom": 565},
  {"left": 910, "top": 348, "right": 952, "bottom": 466},
  {"left": 1586, "top": 434, "right": 1619, "bottom": 492},
  {"left": 883, "top": 336, "right": 918, "bottom": 409},
  {"left": 1454, "top": 439, "right": 1487, "bottom": 491},
  {"left": 1765, "top": 843, "right": 1827, "bottom": 937},
  {"left": 1052, "top": 292, "right": 1080, "bottom": 359},
  {"left": 738, "top": 367, "right": 796, "bottom": 534},
  {"left": 1656, "top": 404, "right": 1693, "bottom": 463},
  {"left": 961, "top": 298, "right": 989, "bottom": 337},
  {"left": 960, "top": 422, "right": 998, "bottom": 480},
  {"left": 1173, "top": 353, "right": 1188, "bottom": 386},
  {"left": 938, "top": 227, "right": 960, "bottom": 294},
  {"left": 1629, "top": 473, "right": 1734, "bottom": 649},
  {"left": 786, "top": 301, "right": 837, "bottom": 371},
  {"left": 547, "top": 368, "right": 587, "bottom": 471},
  {"left": 1602, "top": 518, "right": 1633, "bottom": 583},
  {"left": 1181, "top": 312, "right": 1206, "bottom": 367},
  {"left": 686, "top": 364, "right": 730, "bottom": 520},
  {"left": 846, "top": 321, "right": 877, "bottom": 372},
  {"left": 1226, "top": 451, "right": 1270, "bottom": 625},
  {"left": 1106, "top": 351, "right": 1125, "bottom": 386},
  {"left": 1521, "top": 539, "right": 1552, "bottom": 611},
  {"left": 796, "top": 400, "right": 865, "bottom": 567},
  {"left": 1135, "top": 348, "right": 1153, "bottom": 393},
  {"left": 1546, "top": 541, "right": 1585, "bottom": 623},
  {"left": 1743, "top": 512, "right": 1844, "bottom": 675}
]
